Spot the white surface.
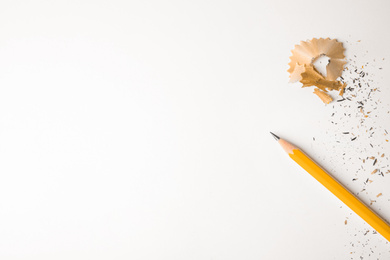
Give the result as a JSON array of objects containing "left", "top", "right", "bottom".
[{"left": 0, "top": 0, "right": 389, "bottom": 259}]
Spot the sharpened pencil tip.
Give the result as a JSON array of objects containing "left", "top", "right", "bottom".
[{"left": 270, "top": 132, "right": 280, "bottom": 141}]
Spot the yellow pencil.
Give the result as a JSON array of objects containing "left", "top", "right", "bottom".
[{"left": 271, "top": 132, "right": 390, "bottom": 242}]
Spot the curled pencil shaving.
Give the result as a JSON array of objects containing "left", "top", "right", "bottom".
[
  {"left": 313, "top": 88, "right": 332, "bottom": 104},
  {"left": 288, "top": 38, "right": 347, "bottom": 104}
]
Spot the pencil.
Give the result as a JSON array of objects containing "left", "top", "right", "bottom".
[{"left": 271, "top": 132, "right": 390, "bottom": 242}]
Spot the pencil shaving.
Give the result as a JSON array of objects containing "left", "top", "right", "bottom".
[
  {"left": 288, "top": 38, "right": 346, "bottom": 104},
  {"left": 338, "top": 84, "right": 346, "bottom": 96},
  {"left": 289, "top": 64, "right": 305, "bottom": 83},
  {"left": 313, "top": 88, "right": 332, "bottom": 104},
  {"left": 300, "top": 65, "right": 345, "bottom": 91}
]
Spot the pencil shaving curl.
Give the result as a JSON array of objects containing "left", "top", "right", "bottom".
[
  {"left": 313, "top": 88, "right": 332, "bottom": 104},
  {"left": 288, "top": 38, "right": 347, "bottom": 104}
]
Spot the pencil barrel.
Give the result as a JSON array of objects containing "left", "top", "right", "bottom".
[{"left": 290, "top": 149, "right": 390, "bottom": 242}]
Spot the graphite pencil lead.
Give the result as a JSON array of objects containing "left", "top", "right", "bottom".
[{"left": 270, "top": 132, "right": 280, "bottom": 141}]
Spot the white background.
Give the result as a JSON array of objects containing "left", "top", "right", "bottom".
[{"left": 0, "top": 0, "right": 390, "bottom": 259}]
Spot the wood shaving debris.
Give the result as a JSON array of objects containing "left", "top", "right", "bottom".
[
  {"left": 288, "top": 38, "right": 346, "bottom": 104},
  {"left": 313, "top": 88, "right": 332, "bottom": 104}
]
